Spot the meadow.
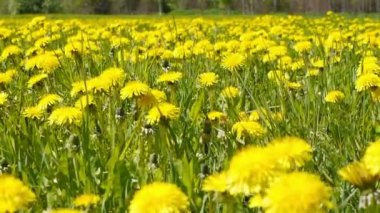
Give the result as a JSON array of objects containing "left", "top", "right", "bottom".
[{"left": 1, "top": 13, "right": 380, "bottom": 212}]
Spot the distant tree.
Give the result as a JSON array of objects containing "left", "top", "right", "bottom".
[
  {"left": 220, "top": 0, "right": 233, "bottom": 10},
  {"left": 94, "top": 0, "right": 110, "bottom": 14},
  {"left": 109, "top": 0, "right": 139, "bottom": 14},
  {"left": 158, "top": 0, "right": 172, "bottom": 14},
  {"left": 17, "top": 0, "right": 43, "bottom": 13},
  {"left": 0, "top": 0, "right": 18, "bottom": 14},
  {"left": 42, "top": 0, "right": 62, "bottom": 13}
]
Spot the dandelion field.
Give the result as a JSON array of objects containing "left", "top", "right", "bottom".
[{"left": 1, "top": 13, "right": 380, "bottom": 212}]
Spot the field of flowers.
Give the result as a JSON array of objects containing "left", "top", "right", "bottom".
[{"left": 1, "top": 13, "right": 380, "bottom": 212}]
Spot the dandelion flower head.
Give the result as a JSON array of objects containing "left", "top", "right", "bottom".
[
  {"left": 129, "top": 182, "right": 189, "bottom": 213},
  {"left": 0, "top": 175, "right": 36, "bottom": 213},
  {"left": 146, "top": 102, "right": 180, "bottom": 124},
  {"left": 198, "top": 72, "right": 219, "bottom": 87},
  {"left": 120, "top": 80, "right": 150, "bottom": 99},
  {"left": 73, "top": 193, "right": 100, "bottom": 207},
  {"left": 48, "top": 107, "right": 82, "bottom": 125},
  {"left": 221, "top": 53, "right": 245, "bottom": 72},
  {"left": 249, "top": 172, "right": 332, "bottom": 213}
]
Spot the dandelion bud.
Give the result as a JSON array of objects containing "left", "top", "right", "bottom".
[
  {"left": 0, "top": 159, "right": 9, "bottom": 173},
  {"left": 67, "top": 134, "right": 80, "bottom": 150},
  {"left": 243, "top": 196, "right": 250, "bottom": 207},
  {"left": 200, "top": 164, "right": 209, "bottom": 179},
  {"left": 162, "top": 60, "right": 170, "bottom": 71},
  {"left": 203, "top": 119, "right": 212, "bottom": 135},
  {"left": 149, "top": 153, "right": 159, "bottom": 168},
  {"left": 115, "top": 107, "right": 125, "bottom": 119},
  {"left": 109, "top": 48, "right": 116, "bottom": 58},
  {"left": 95, "top": 122, "right": 102, "bottom": 135},
  {"left": 142, "top": 124, "right": 154, "bottom": 135}
]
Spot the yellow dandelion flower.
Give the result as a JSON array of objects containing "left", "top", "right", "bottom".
[
  {"left": 267, "top": 136, "right": 312, "bottom": 169},
  {"left": 306, "top": 69, "right": 320, "bottom": 77},
  {"left": 129, "top": 182, "right": 189, "bottom": 213},
  {"left": 157, "top": 71, "right": 183, "bottom": 84},
  {"left": 268, "top": 45, "right": 288, "bottom": 58},
  {"left": 207, "top": 111, "right": 227, "bottom": 121},
  {"left": 0, "top": 69, "right": 17, "bottom": 84},
  {"left": 238, "top": 111, "right": 250, "bottom": 121},
  {"left": 73, "top": 193, "right": 100, "bottom": 207},
  {"left": 38, "top": 54, "right": 60, "bottom": 73},
  {"left": 24, "top": 56, "right": 40, "bottom": 71},
  {"left": 285, "top": 81, "right": 302, "bottom": 90},
  {"left": 363, "top": 140, "right": 380, "bottom": 176},
  {"left": 231, "top": 121, "right": 267, "bottom": 139},
  {"left": 249, "top": 110, "right": 260, "bottom": 121},
  {"left": 221, "top": 86, "right": 240, "bottom": 99},
  {"left": 226, "top": 146, "right": 277, "bottom": 195},
  {"left": 250, "top": 172, "right": 332, "bottom": 213},
  {"left": 357, "top": 62, "right": 380, "bottom": 76},
  {"left": 0, "top": 92, "right": 8, "bottom": 106},
  {"left": 294, "top": 40, "right": 312, "bottom": 53},
  {"left": 0, "top": 175, "right": 36, "bottom": 213},
  {"left": 371, "top": 87, "right": 380, "bottom": 102},
  {"left": 48, "top": 107, "right": 82, "bottom": 125},
  {"left": 357, "top": 56, "right": 380, "bottom": 76},
  {"left": 146, "top": 102, "right": 180, "bottom": 124},
  {"left": 1, "top": 45, "right": 22, "bottom": 60},
  {"left": 27, "top": 74, "right": 48, "bottom": 89},
  {"left": 75, "top": 95, "right": 95, "bottom": 109},
  {"left": 64, "top": 41, "right": 96, "bottom": 57},
  {"left": 291, "top": 60, "right": 304, "bottom": 71},
  {"left": 34, "top": 37, "right": 51, "bottom": 48},
  {"left": 279, "top": 56, "right": 292, "bottom": 69},
  {"left": 120, "top": 81, "right": 150, "bottom": 100},
  {"left": 87, "top": 77, "right": 111, "bottom": 93},
  {"left": 198, "top": 72, "right": 219, "bottom": 87},
  {"left": 23, "top": 106, "right": 44, "bottom": 120},
  {"left": 325, "top": 90, "right": 345, "bottom": 103},
  {"left": 202, "top": 172, "right": 228, "bottom": 193},
  {"left": 339, "top": 161, "right": 379, "bottom": 189},
  {"left": 25, "top": 46, "right": 40, "bottom": 57},
  {"left": 25, "top": 54, "right": 60, "bottom": 73},
  {"left": 355, "top": 73, "right": 380, "bottom": 91},
  {"left": 249, "top": 109, "right": 283, "bottom": 123},
  {"left": 137, "top": 89, "right": 166, "bottom": 108},
  {"left": 70, "top": 79, "right": 96, "bottom": 97},
  {"left": 312, "top": 59, "right": 324, "bottom": 68},
  {"left": 70, "top": 81, "right": 86, "bottom": 97},
  {"left": 151, "top": 89, "right": 167, "bottom": 102},
  {"left": 99, "top": 67, "right": 125, "bottom": 86},
  {"left": 0, "top": 27, "right": 12, "bottom": 40},
  {"left": 221, "top": 53, "right": 245, "bottom": 71},
  {"left": 37, "top": 94, "right": 63, "bottom": 110}
]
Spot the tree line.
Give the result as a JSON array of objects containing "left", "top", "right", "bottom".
[{"left": 1, "top": 0, "right": 380, "bottom": 15}]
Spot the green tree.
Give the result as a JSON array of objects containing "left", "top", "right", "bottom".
[
  {"left": 42, "top": 0, "right": 61, "bottom": 13},
  {"left": 17, "top": 0, "right": 43, "bottom": 13},
  {"left": 220, "top": 0, "right": 233, "bottom": 10}
]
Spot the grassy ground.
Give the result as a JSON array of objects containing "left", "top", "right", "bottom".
[{"left": 0, "top": 14, "right": 380, "bottom": 212}]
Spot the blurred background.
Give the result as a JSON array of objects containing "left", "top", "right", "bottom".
[{"left": 0, "top": 0, "right": 380, "bottom": 15}]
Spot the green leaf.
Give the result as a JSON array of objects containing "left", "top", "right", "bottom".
[{"left": 189, "top": 90, "right": 205, "bottom": 121}]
